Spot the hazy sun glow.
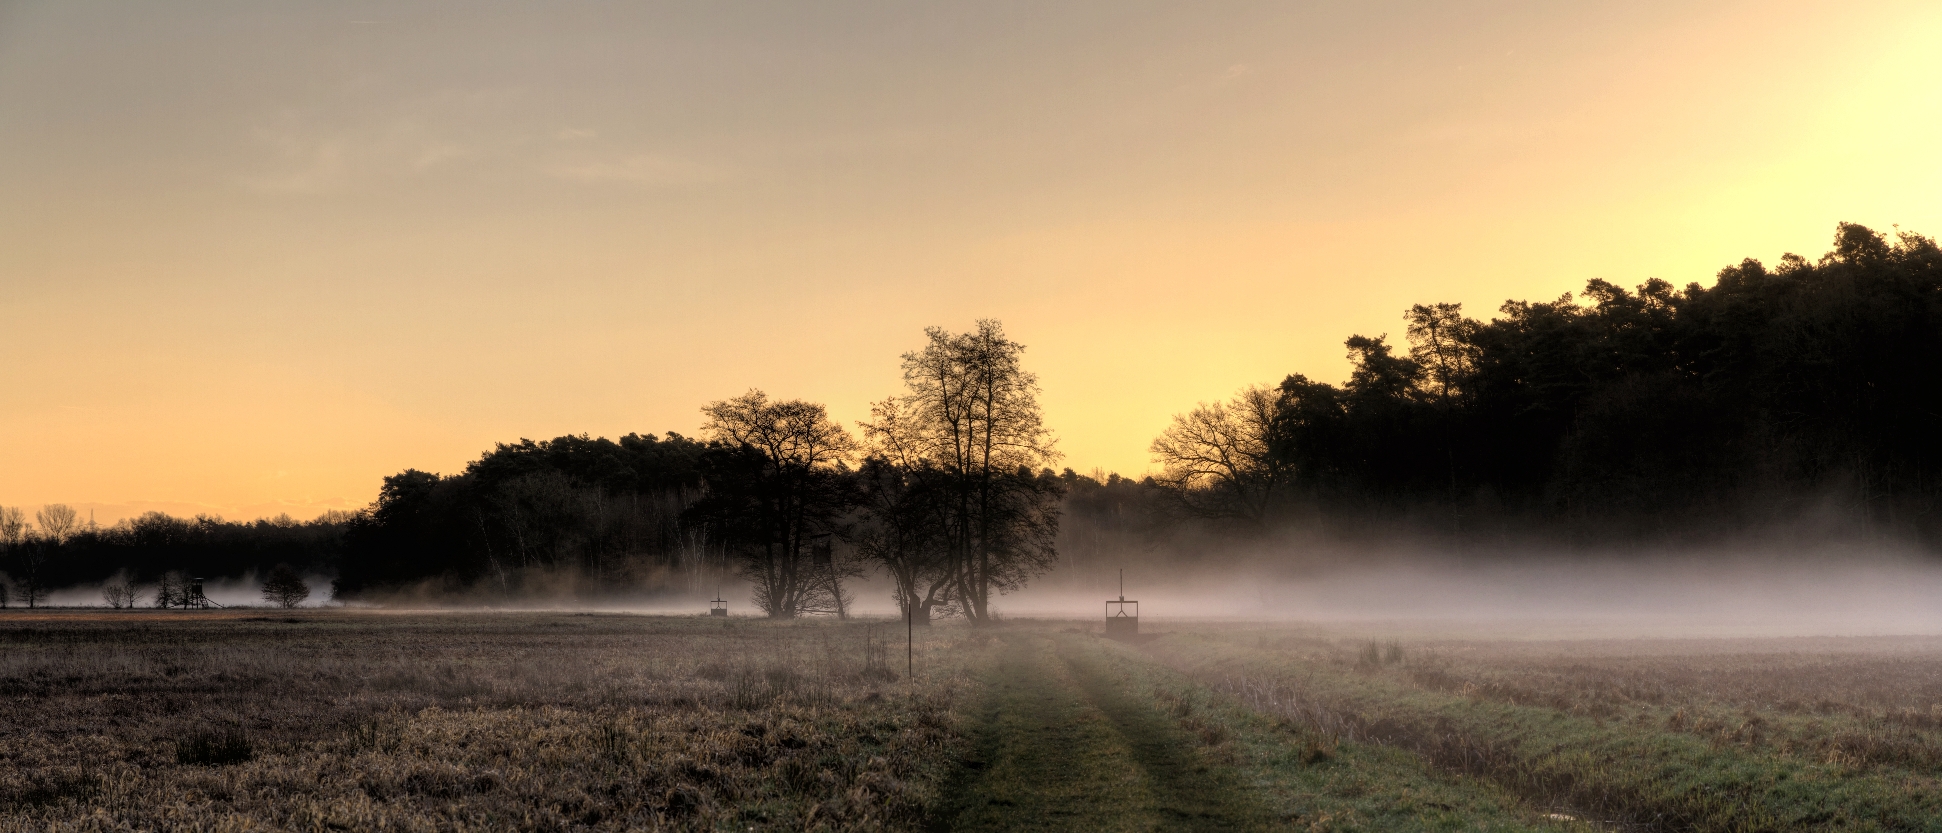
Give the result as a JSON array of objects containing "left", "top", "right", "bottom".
[{"left": 3, "top": 0, "right": 1940, "bottom": 522}]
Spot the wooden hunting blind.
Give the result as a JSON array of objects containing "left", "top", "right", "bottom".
[
  {"left": 1105, "top": 569, "right": 1138, "bottom": 638},
  {"left": 186, "top": 578, "right": 214, "bottom": 609},
  {"left": 710, "top": 596, "right": 728, "bottom": 617}
]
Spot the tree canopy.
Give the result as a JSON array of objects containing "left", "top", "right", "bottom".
[{"left": 1158, "top": 223, "right": 1942, "bottom": 544}]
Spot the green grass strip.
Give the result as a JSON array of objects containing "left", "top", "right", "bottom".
[
  {"left": 1148, "top": 633, "right": 1942, "bottom": 832},
  {"left": 1070, "top": 634, "right": 1556, "bottom": 832},
  {"left": 933, "top": 630, "right": 1554, "bottom": 832}
]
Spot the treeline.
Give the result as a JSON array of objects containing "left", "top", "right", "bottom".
[
  {"left": 332, "top": 432, "right": 710, "bottom": 597},
  {"left": 1153, "top": 223, "right": 1942, "bottom": 544},
  {"left": 0, "top": 323, "right": 1078, "bottom": 617},
  {"left": 339, "top": 321, "right": 1064, "bottom": 621},
  {"left": 10, "top": 223, "right": 1935, "bottom": 608},
  {"left": 0, "top": 505, "right": 347, "bottom": 607}
]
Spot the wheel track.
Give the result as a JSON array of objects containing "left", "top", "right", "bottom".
[{"left": 931, "top": 632, "right": 1273, "bottom": 832}]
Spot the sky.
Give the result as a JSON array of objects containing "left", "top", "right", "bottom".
[{"left": 2, "top": 0, "right": 1940, "bottom": 524}]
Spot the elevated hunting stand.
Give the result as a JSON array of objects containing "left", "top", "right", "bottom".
[
  {"left": 710, "top": 595, "right": 728, "bottom": 617},
  {"left": 1105, "top": 568, "right": 1138, "bottom": 639},
  {"left": 185, "top": 578, "right": 221, "bottom": 609}
]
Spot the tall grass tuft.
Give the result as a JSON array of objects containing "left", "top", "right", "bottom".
[
  {"left": 1358, "top": 640, "right": 1405, "bottom": 668},
  {"left": 176, "top": 729, "right": 253, "bottom": 766}
]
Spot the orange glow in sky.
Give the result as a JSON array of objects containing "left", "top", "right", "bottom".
[{"left": 3, "top": 1, "right": 1941, "bottom": 522}]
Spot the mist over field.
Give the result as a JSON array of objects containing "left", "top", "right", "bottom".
[
  {"left": 5, "top": 255, "right": 1939, "bottom": 830},
  {"left": 995, "top": 547, "right": 1942, "bottom": 637},
  {"left": 9, "top": 3, "right": 1942, "bottom": 830},
  {"left": 259, "top": 530, "right": 1942, "bottom": 640}
]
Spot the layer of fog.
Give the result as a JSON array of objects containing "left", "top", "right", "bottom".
[
  {"left": 39, "top": 572, "right": 334, "bottom": 609},
  {"left": 985, "top": 545, "right": 1942, "bottom": 639},
  {"left": 21, "top": 545, "right": 1942, "bottom": 639},
  {"left": 595, "top": 543, "right": 1942, "bottom": 639}
]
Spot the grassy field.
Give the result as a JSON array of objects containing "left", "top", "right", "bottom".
[
  {"left": 933, "top": 630, "right": 1551, "bottom": 832},
  {"left": 6, "top": 611, "right": 1942, "bottom": 831},
  {"left": 0, "top": 610, "right": 972, "bottom": 831},
  {"left": 1149, "top": 625, "right": 1942, "bottom": 831}
]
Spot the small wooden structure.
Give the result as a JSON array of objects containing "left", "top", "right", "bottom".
[
  {"left": 185, "top": 578, "right": 217, "bottom": 609},
  {"left": 1105, "top": 568, "right": 1138, "bottom": 639},
  {"left": 710, "top": 596, "right": 728, "bottom": 617}
]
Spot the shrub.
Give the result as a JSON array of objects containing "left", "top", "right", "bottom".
[
  {"left": 260, "top": 564, "right": 310, "bottom": 608},
  {"left": 102, "top": 581, "right": 137, "bottom": 609},
  {"left": 1358, "top": 641, "right": 1405, "bottom": 668}
]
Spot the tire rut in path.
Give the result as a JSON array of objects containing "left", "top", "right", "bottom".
[{"left": 932, "top": 633, "right": 1273, "bottom": 833}]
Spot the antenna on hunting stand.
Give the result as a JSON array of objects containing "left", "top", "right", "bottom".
[
  {"left": 905, "top": 582, "right": 914, "bottom": 693},
  {"left": 709, "top": 567, "right": 728, "bottom": 617},
  {"left": 1105, "top": 568, "right": 1137, "bottom": 639},
  {"left": 706, "top": 531, "right": 729, "bottom": 618}
]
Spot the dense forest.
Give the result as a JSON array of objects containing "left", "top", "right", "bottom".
[
  {"left": 333, "top": 431, "right": 710, "bottom": 598},
  {"left": 1153, "top": 222, "right": 1942, "bottom": 544},
  {"left": 3, "top": 223, "right": 1937, "bottom": 608}
]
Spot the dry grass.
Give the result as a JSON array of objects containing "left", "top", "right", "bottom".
[
  {"left": 20, "top": 610, "right": 1938, "bottom": 830},
  {"left": 0, "top": 610, "right": 976, "bottom": 832}
]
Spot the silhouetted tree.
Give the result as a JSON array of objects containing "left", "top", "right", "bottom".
[
  {"left": 0, "top": 506, "right": 26, "bottom": 550},
  {"left": 102, "top": 579, "right": 137, "bottom": 609},
  {"left": 1162, "top": 222, "right": 1942, "bottom": 545},
  {"left": 154, "top": 571, "right": 187, "bottom": 608},
  {"left": 877, "top": 321, "right": 1062, "bottom": 623},
  {"left": 684, "top": 391, "right": 858, "bottom": 618},
  {"left": 35, "top": 504, "right": 78, "bottom": 544},
  {"left": 1150, "top": 385, "right": 1293, "bottom": 523},
  {"left": 335, "top": 433, "right": 707, "bottom": 599},
  {"left": 0, "top": 506, "right": 23, "bottom": 609},
  {"left": 1404, "top": 303, "right": 1478, "bottom": 404},
  {"left": 261, "top": 564, "right": 310, "bottom": 608},
  {"left": 1, "top": 504, "right": 79, "bottom": 609},
  {"left": 854, "top": 399, "right": 957, "bottom": 623}
]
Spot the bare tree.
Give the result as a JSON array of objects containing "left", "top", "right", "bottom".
[
  {"left": 261, "top": 564, "right": 311, "bottom": 608},
  {"left": 103, "top": 579, "right": 138, "bottom": 609},
  {"left": 855, "top": 399, "right": 956, "bottom": 625},
  {"left": 0, "top": 507, "right": 24, "bottom": 609},
  {"left": 1150, "top": 385, "right": 1294, "bottom": 523},
  {"left": 154, "top": 571, "right": 187, "bottom": 608},
  {"left": 871, "top": 321, "right": 1061, "bottom": 624},
  {"left": 0, "top": 506, "right": 26, "bottom": 549},
  {"left": 14, "top": 542, "right": 47, "bottom": 608},
  {"left": 691, "top": 390, "right": 858, "bottom": 619},
  {"left": 35, "top": 504, "right": 79, "bottom": 545},
  {"left": 6, "top": 505, "right": 81, "bottom": 609}
]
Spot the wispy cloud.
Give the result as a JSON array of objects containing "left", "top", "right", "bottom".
[
  {"left": 546, "top": 153, "right": 728, "bottom": 187},
  {"left": 240, "top": 111, "right": 721, "bottom": 193},
  {"left": 239, "top": 131, "right": 351, "bottom": 193},
  {"left": 237, "top": 114, "right": 477, "bottom": 194}
]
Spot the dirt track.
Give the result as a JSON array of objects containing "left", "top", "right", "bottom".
[{"left": 932, "top": 632, "right": 1273, "bottom": 832}]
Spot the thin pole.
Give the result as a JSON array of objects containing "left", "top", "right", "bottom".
[{"left": 907, "top": 590, "right": 914, "bottom": 687}]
